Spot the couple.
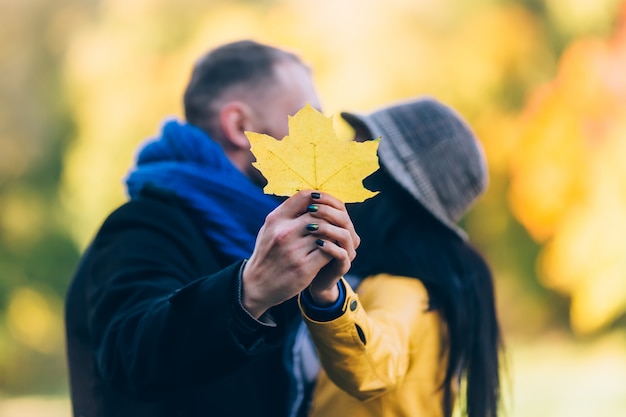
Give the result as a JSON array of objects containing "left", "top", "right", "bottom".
[{"left": 64, "top": 40, "right": 503, "bottom": 417}]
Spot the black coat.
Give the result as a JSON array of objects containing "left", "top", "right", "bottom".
[{"left": 65, "top": 186, "right": 300, "bottom": 417}]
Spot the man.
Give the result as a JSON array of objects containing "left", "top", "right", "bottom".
[{"left": 65, "top": 40, "right": 358, "bottom": 417}]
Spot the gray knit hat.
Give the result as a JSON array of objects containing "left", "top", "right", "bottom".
[{"left": 341, "top": 97, "right": 488, "bottom": 240}]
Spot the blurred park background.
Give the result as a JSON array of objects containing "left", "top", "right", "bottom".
[{"left": 1, "top": 0, "right": 626, "bottom": 415}]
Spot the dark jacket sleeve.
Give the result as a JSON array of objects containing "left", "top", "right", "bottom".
[{"left": 79, "top": 191, "right": 288, "bottom": 397}]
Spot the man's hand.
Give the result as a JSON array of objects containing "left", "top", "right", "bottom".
[{"left": 242, "top": 190, "right": 359, "bottom": 318}]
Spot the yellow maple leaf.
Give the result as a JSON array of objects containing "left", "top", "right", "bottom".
[{"left": 246, "top": 104, "right": 380, "bottom": 203}]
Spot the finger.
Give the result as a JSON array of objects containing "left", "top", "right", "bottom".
[
  {"left": 296, "top": 191, "right": 347, "bottom": 218},
  {"left": 310, "top": 192, "right": 346, "bottom": 211},
  {"left": 308, "top": 239, "right": 352, "bottom": 273},
  {"left": 274, "top": 189, "right": 322, "bottom": 218},
  {"left": 305, "top": 223, "right": 356, "bottom": 261},
  {"left": 304, "top": 204, "right": 360, "bottom": 249}
]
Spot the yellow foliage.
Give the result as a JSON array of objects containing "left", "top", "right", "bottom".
[
  {"left": 509, "top": 87, "right": 589, "bottom": 241},
  {"left": 510, "top": 10, "right": 626, "bottom": 333},
  {"left": 246, "top": 104, "right": 379, "bottom": 203}
]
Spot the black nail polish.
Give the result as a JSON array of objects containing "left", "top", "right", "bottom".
[
  {"left": 306, "top": 223, "right": 319, "bottom": 232},
  {"left": 307, "top": 204, "right": 319, "bottom": 213},
  {"left": 315, "top": 239, "right": 325, "bottom": 247},
  {"left": 311, "top": 192, "right": 321, "bottom": 199}
]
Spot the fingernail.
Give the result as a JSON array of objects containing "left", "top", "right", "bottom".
[
  {"left": 307, "top": 204, "right": 319, "bottom": 213},
  {"left": 315, "top": 239, "right": 325, "bottom": 247},
  {"left": 311, "top": 192, "right": 321, "bottom": 199},
  {"left": 306, "top": 223, "right": 319, "bottom": 232}
]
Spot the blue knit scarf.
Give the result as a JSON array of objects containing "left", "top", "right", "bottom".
[{"left": 125, "top": 119, "right": 280, "bottom": 263}]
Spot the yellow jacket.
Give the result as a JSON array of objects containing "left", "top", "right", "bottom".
[{"left": 299, "top": 274, "right": 449, "bottom": 417}]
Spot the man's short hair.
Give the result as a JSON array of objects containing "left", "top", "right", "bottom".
[{"left": 183, "top": 40, "right": 303, "bottom": 137}]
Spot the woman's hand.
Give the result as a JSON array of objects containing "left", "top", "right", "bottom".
[{"left": 305, "top": 192, "right": 360, "bottom": 306}]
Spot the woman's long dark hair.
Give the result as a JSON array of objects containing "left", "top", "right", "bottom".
[{"left": 347, "top": 168, "right": 503, "bottom": 417}]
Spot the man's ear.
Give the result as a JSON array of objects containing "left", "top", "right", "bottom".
[{"left": 218, "top": 101, "right": 254, "bottom": 150}]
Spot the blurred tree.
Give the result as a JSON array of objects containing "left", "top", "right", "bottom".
[
  {"left": 509, "top": 2, "right": 626, "bottom": 335},
  {"left": 0, "top": 0, "right": 94, "bottom": 395}
]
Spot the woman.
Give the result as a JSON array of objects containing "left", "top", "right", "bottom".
[{"left": 299, "top": 97, "right": 504, "bottom": 417}]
